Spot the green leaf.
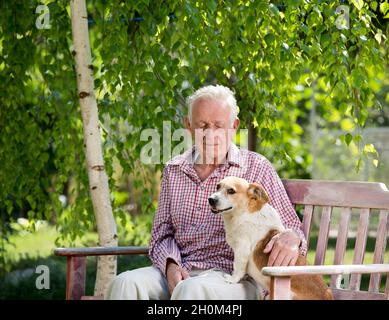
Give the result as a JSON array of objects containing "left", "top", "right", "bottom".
[
  {"left": 374, "top": 30, "right": 382, "bottom": 44},
  {"left": 345, "top": 133, "right": 353, "bottom": 146},
  {"left": 264, "top": 34, "right": 275, "bottom": 46},
  {"left": 26, "top": 195, "right": 36, "bottom": 210},
  {"left": 356, "top": 158, "right": 363, "bottom": 173},
  {"left": 291, "top": 70, "right": 300, "bottom": 82},
  {"left": 364, "top": 143, "right": 377, "bottom": 154},
  {"left": 351, "top": 0, "right": 364, "bottom": 11},
  {"left": 370, "top": 1, "right": 378, "bottom": 10},
  {"left": 380, "top": 1, "right": 389, "bottom": 15}
]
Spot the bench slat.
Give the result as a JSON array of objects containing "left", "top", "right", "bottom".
[
  {"left": 302, "top": 205, "right": 314, "bottom": 248},
  {"left": 332, "top": 288, "right": 386, "bottom": 300},
  {"left": 282, "top": 179, "right": 389, "bottom": 209},
  {"left": 349, "top": 209, "right": 370, "bottom": 290},
  {"left": 315, "top": 206, "right": 332, "bottom": 266},
  {"left": 270, "top": 277, "right": 292, "bottom": 300},
  {"left": 369, "top": 210, "right": 388, "bottom": 292},
  {"left": 331, "top": 207, "right": 351, "bottom": 288}
]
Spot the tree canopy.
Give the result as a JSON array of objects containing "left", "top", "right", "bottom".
[{"left": 1, "top": 0, "right": 388, "bottom": 270}]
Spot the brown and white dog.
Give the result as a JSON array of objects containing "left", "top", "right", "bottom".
[{"left": 208, "top": 176, "right": 333, "bottom": 300}]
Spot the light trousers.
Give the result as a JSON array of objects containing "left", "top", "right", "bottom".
[{"left": 105, "top": 265, "right": 261, "bottom": 300}]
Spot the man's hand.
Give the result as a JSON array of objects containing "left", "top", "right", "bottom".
[
  {"left": 263, "top": 229, "right": 301, "bottom": 267},
  {"left": 166, "top": 259, "right": 190, "bottom": 295}
]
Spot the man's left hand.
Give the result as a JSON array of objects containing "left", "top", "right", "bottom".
[{"left": 263, "top": 229, "right": 301, "bottom": 266}]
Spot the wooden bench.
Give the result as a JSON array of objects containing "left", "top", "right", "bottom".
[{"left": 54, "top": 179, "right": 389, "bottom": 300}]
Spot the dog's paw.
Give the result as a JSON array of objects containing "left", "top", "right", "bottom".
[{"left": 224, "top": 274, "right": 242, "bottom": 284}]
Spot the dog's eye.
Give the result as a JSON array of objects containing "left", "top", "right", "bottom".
[
  {"left": 227, "top": 188, "right": 235, "bottom": 194},
  {"left": 216, "top": 184, "right": 221, "bottom": 191}
]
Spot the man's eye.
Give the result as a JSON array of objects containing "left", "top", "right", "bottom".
[
  {"left": 216, "top": 184, "right": 221, "bottom": 190},
  {"left": 227, "top": 188, "right": 235, "bottom": 194}
]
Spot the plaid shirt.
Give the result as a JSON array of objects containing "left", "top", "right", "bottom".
[{"left": 149, "top": 143, "right": 307, "bottom": 276}]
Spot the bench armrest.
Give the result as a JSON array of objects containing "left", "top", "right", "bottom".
[
  {"left": 263, "top": 264, "right": 389, "bottom": 300},
  {"left": 54, "top": 246, "right": 149, "bottom": 257},
  {"left": 55, "top": 246, "right": 150, "bottom": 300},
  {"left": 262, "top": 263, "right": 389, "bottom": 277}
]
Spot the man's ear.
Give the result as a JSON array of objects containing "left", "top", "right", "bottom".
[
  {"left": 233, "top": 118, "right": 240, "bottom": 130},
  {"left": 248, "top": 183, "right": 269, "bottom": 203},
  {"left": 184, "top": 116, "right": 191, "bottom": 131}
]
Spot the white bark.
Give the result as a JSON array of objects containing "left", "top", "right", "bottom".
[{"left": 70, "top": 0, "right": 118, "bottom": 297}]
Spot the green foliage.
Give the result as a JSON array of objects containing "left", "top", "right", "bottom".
[{"left": 0, "top": 0, "right": 388, "bottom": 271}]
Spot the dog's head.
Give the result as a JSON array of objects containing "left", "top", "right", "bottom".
[{"left": 208, "top": 176, "right": 269, "bottom": 216}]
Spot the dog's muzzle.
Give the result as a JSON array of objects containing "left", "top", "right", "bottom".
[
  {"left": 208, "top": 196, "right": 232, "bottom": 214},
  {"left": 208, "top": 197, "right": 218, "bottom": 206}
]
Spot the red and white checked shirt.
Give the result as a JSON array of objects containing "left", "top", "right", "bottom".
[{"left": 149, "top": 143, "right": 307, "bottom": 276}]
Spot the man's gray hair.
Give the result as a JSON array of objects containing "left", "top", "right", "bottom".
[{"left": 186, "top": 85, "right": 239, "bottom": 124}]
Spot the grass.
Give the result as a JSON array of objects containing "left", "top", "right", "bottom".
[
  {"left": 0, "top": 224, "right": 387, "bottom": 299},
  {"left": 2, "top": 221, "right": 99, "bottom": 265},
  {"left": 3, "top": 224, "right": 59, "bottom": 264}
]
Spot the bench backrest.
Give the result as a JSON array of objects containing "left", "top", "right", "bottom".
[{"left": 282, "top": 179, "right": 389, "bottom": 300}]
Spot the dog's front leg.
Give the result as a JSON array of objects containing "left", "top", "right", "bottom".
[{"left": 224, "top": 242, "right": 250, "bottom": 284}]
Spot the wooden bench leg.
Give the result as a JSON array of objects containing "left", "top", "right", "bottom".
[
  {"left": 66, "top": 256, "right": 86, "bottom": 300},
  {"left": 270, "top": 276, "right": 292, "bottom": 300}
]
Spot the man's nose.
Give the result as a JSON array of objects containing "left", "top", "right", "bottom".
[
  {"left": 203, "top": 131, "right": 216, "bottom": 142},
  {"left": 203, "top": 128, "right": 224, "bottom": 140},
  {"left": 208, "top": 197, "right": 218, "bottom": 206}
]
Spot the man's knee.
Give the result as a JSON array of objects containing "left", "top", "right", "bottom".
[
  {"left": 170, "top": 273, "right": 261, "bottom": 300},
  {"left": 170, "top": 278, "right": 208, "bottom": 300},
  {"left": 106, "top": 270, "right": 139, "bottom": 297},
  {"left": 106, "top": 266, "right": 165, "bottom": 300},
  {"left": 113, "top": 266, "right": 160, "bottom": 287},
  {"left": 115, "top": 270, "right": 137, "bottom": 285}
]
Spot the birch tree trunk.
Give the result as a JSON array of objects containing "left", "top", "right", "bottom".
[{"left": 70, "top": 0, "right": 118, "bottom": 297}]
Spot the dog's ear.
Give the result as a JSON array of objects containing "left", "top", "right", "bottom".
[
  {"left": 248, "top": 183, "right": 269, "bottom": 203},
  {"left": 247, "top": 183, "right": 269, "bottom": 213}
]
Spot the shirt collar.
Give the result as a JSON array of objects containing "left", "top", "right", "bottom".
[{"left": 226, "top": 142, "right": 242, "bottom": 167}]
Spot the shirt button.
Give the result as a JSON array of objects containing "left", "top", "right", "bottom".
[
  {"left": 200, "top": 186, "right": 205, "bottom": 190},
  {"left": 197, "top": 206, "right": 201, "bottom": 211}
]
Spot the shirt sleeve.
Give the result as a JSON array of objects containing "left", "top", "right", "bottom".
[
  {"left": 258, "top": 158, "right": 308, "bottom": 256},
  {"left": 148, "top": 165, "right": 183, "bottom": 275}
]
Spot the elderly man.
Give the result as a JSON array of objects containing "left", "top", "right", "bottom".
[{"left": 105, "top": 85, "right": 307, "bottom": 300}]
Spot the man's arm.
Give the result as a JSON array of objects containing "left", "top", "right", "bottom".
[
  {"left": 148, "top": 166, "right": 183, "bottom": 276},
  {"left": 259, "top": 159, "right": 308, "bottom": 257}
]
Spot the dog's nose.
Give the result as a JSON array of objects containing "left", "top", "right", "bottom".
[{"left": 208, "top": 197, "right": 218, "bottom": 206}]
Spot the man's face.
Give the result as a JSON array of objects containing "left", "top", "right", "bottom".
[{"left": 185, "top": 98, "right": 239, "bottom": 164}]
